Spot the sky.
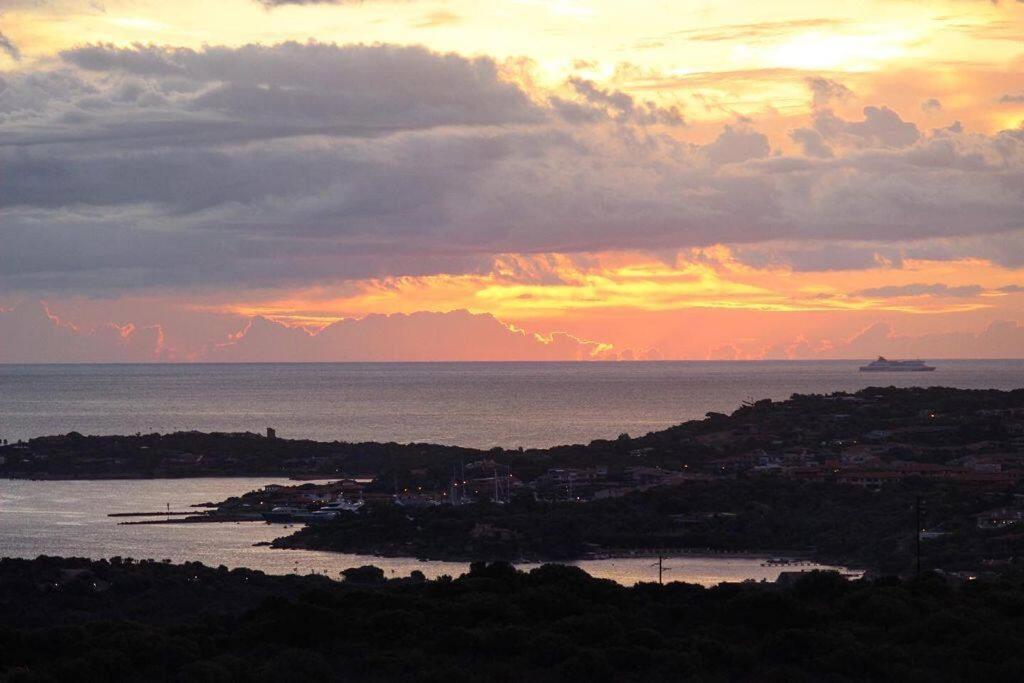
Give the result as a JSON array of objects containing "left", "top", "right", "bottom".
[{"left": 0, "top": 0, "right": 1023, "bottom": 361}]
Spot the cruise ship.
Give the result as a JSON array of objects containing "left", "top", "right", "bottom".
[{"left": 859, "top": 357, "right": 936, "bottom": 372}]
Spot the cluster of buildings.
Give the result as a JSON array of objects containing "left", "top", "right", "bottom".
[
  {"left": 727, "top": 449, "right": 1023, "bottom": 490},
  {"left": 695, "top": 431, "right": 1024, "bottom": 491},
  {"left": 222, "top": 463, "right": 712, "bottom": 512},
  {"left": 529, "top": 465, "right": 706, "bottom": 501},
  {"left": 655, "top": 398, "right": 1024, "bottom": 492}
]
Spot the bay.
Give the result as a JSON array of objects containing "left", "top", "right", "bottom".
[{"left": 0, "top": 478, "right": 848, "bottom": 586}]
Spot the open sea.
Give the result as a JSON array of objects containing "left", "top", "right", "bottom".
[{"left": 2, "top": 360, "right": 1024, "bottom": 449}]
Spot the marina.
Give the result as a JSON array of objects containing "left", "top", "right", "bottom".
[{"left": 0, "top": 477, "right": 850, "bottom": 586}]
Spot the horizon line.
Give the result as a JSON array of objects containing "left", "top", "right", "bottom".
[{"left": 3, "top": 358, "right": 1024, "bottom": 366}]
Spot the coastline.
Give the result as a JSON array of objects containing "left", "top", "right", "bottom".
[
  {"left": 270, "top": 530, "right": 849, "bottom": 568},
  {"left": 103, "top": 506, "right": 852, "bottom": 568},
  {"left": 105, "top": 511, "right": 858, "bottom": 569},
  {"left": 5, "top": 386, "right": 1024, "bottom": 580},
  {"left": 1, "top": 473, "right": 349, "bottom": 481}
]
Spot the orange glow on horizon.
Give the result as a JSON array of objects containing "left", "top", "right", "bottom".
[{"left": 192, "top": 250, "right": 1021, "bottom": 330}]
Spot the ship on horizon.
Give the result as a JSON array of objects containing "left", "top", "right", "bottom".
[{"left": 859, "top": 356, "right": 936, "bottom": 372}]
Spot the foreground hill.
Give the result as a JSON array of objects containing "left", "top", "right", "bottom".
[{"left": 2, "top": 556, "right": 1023, "bottom": 681}]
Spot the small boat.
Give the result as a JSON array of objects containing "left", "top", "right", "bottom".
[{"left": 859, "top": 357, "right": 935, "bottom": 372}]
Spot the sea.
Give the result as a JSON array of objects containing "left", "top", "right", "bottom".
[{"left": 3, "top": 360, "right": 1024, "bottom": 449}]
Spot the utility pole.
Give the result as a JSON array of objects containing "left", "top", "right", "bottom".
[
  {"left": 649, "top": 554, "right": 672, "bottom": 584},
  {"left": 915, "top": 496, "right": 922, "bottom": 577}
]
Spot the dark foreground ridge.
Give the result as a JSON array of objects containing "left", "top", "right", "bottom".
[{"left": 3, "top": 556, "right": 1024, "bottom": 682}]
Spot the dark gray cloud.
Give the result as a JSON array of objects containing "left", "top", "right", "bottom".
[
  {"left": 789, "top": 127, "right": 833, "bottom": 158},
  {"left": 814, "top": 105, "right": 921, "bottom": 148},
  {"left": 898, "top": 228, "right": 1024, "bottom": 269},
  {"left": 49, "top": 42, "right": 541, "bottom": 144},
  {"left": 806, "top": 76, "right": 852, "bottom": 108},
  {"left": 548, "top": 76, "right": 686, "bottom": 128},
  {"left": 1000, "top": 92, "right": 1024, "bottom": 103},
  {"left": 853, "top": 283, "right": 984, "bottom": 298},
  {"left": 733, "top": 242, "right": 902, "bottom": 272},
  {"left": 0, "top": 31, "right": 21, "bottom": 62},
  {"left": 701, "top": 124, "right": 770, "bottom": 164},
  {"left": 921, "top": 98, "right": 943, "bottom": 112},
  {"left": 731, "top": 228, "right": 1024, "bottom": 273},
  {"left": 565, "top": 77, "right": 685, "bottom": 127}
]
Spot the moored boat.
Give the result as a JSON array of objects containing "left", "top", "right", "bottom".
[
  {"left": 309, "top": 497, "right": 364, "bottom": 521},
  {"left": 261, "top": 505, "right": 319, "bottom": 523}
]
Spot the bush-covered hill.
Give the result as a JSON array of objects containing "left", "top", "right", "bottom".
[{"left": 3, "top": 556, "right": 1024, "bottom": 681}]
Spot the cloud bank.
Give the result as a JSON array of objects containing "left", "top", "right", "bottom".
[
  {"left": 208, "top": 310, "right": 632, "bottom": 362},
  {"left": 813, "top": 320, "right": 1024, "bottom": 360},
  {"left": 2, "top": 41, "right": 1024, "bottom": 295},
  {"left": 4, "top": 299, "right": 1021, "bottom": 363},
  {"left": 0, "top": 302, "right": 167, "bottom": 363},
  {"left": 0, "top": 301, "right": 636, "bottom": 362}
]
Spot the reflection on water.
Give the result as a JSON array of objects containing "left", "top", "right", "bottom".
[{"left": 0, "top": 478, "right": 848, "bottom": 586}]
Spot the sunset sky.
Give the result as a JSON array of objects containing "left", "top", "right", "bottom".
[{"left": 1, "top": 0, "right": 1023, "bottom": 361}]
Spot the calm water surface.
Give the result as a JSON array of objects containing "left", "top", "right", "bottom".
[
  {"left": 0, "top": 478, "right": 848, "bottom": 586},
  {"left": 3, "top": 361, "right": 1023, "bottom": 448}
]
